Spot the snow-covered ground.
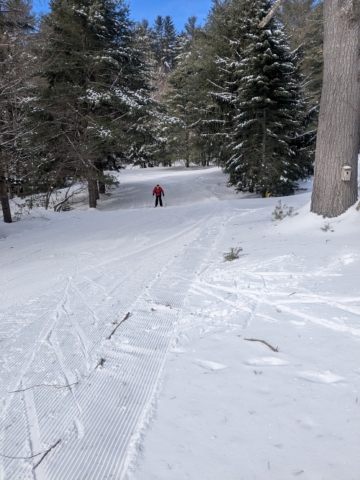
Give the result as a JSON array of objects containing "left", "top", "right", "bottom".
[{"left": 1, "top": 166, "right": 359, "bottom": 480}]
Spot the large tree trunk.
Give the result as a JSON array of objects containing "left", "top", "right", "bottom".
[
  {"left": 95, "top": 180, "right": 100, "bottom": 200},
  {"left": 98, "top": 180, "right": 106, "bottom": 194},
  {"left": 88, "top": 178, "right": 97, "bottom": 208},
  {"left": 185, "top": 130, "right": 190, "bottom": 168},
  {"left": 0, "top": 188, "right": 12, "bottom": 223},
  {"left": 0, "top": 165, "right": 12, "bottom": 223},
  {"left": 311, "top": 0, "right": 360, "bottom": 217}
]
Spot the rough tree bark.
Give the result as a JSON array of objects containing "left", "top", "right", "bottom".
[
  {"left": 88, "top": 178, "right": 97, "bottom": 208},
  {"left": 98, "top": 180, "right": 106, "bottom": 194},
  {"left": 311, "top": 0, "right": 360, "bottom": 217},
  {"left": 185, "top": 129, "right": 190, "bottom": 168},
  {"left": 0, "top": 164, "right": 12, "bottom": 223}
]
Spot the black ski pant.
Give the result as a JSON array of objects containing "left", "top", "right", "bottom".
[{"left": 155, "top": 195, "right": 163, "bottom": 207}]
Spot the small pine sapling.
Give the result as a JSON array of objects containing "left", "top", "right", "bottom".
[
  {"left": 321, "top": 222, "right": 334, "bottom": 232},
  {"left": 272, "top": 200, "right": 296, "bottom": 221},
  {"left": 223, "top": 247, "right": 243, "bottom": 262}
]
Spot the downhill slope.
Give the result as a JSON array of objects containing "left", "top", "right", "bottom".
[{"left": 0, "top": 167, "right": 359, "bottom": 480}]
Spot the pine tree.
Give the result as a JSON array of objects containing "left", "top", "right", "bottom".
[
  {"left": 135, "top": 19, "right": 154, "bottom": 67},
  {"left": 178, "top": 0, "right": 248, "bottom": 167},
  {"left": 0, "top": 0, "right": 35, "bottom": 222},
  {"left": 162, "top": 4, "right": 240, "bottom": 168},
  {"left": 278, "top": 0, "right": 323, "bottom": 108},
  {"left": 162, "top": 16, "right": 208, "bottom": 167},
  {"left": 213, "top": 0, "right": 313, "bottom": 196},
  {"left": 152, "top": 15, "right": 178, "bottom": 73},
  {"left": 150, "top": 15, "right": 179, "bottom": 102},
  {"left": 30, "top": 0, "right": 159, "bottom": 207}
]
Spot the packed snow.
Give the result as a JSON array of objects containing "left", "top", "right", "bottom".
[{"left": 1, "top": 166, "right": 359, "bottom": 480}]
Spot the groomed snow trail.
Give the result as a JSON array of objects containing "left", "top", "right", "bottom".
[
  {"left": 131, "top": 193, "right": 360, "bottom": 480},
  {"left": 3, "top": 167, "right": 359, "bottom": 480},
  {"left": 0, "top": 168, "right": 243, "bottom": 479}
]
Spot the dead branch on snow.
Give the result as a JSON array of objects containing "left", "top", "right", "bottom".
[
  {"left": 244, "top": 338, "right": 279, "bottom": 352},
  {"left": 33, "top": 439, "right": 61, "bottom": 470},
  {"left": 9, "top": 382, "right": 78, "bottom": 393},
  {"left": 107, "top": 312, "right": 131, "bottom": 340}
]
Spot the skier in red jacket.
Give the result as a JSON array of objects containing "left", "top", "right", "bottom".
[{"left": 152, "top": 184, "right": 164, "bottom": 207}]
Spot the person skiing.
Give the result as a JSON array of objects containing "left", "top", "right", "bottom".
[{"left": 152, "top": 184, "right": 164, "bottom": 207}]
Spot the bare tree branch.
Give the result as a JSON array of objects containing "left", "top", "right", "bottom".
[
  {"left": 258, "top": 0, "right": 282, "bottom": 29},
  {"left": 1, "top": 452, "right": 42, "bottom": 460},
  {"left": 107, "top": 312, "right": 131, "bottom": 340},
  {"left": 33, "top": 440, "right": 61, "bottom": 470},
  {"left": 0, "top": 439, "right": 62, "bottom": 465},
  {"left": 244, "top": 338, "right": 279, "bottom": 352},
  {"left": 9, "top": 382, "right": 78, "bottom": 393}
]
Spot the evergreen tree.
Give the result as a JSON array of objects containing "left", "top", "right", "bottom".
[
  {"left": 177, "top": 0, "right": 249, "bottom": 167},
  {"left": 163, "top": 4, "right": 238, "bottom": 168},
  {"left": 162, "top": 16, "right": 210, "bottom": 167},
  {"left": 152, "top": 15, "right": 178, "bottom": 72},
  {"left": 278, "top": 0, "right": 323, "bottom": 108},
  {"left": 149, "top": 15, "right": 179, "bottom": 102},
  {"left": 153, "top": 15, "right": 164, "bottom": 68},
  {"left": 30, "top": 0, "right": 159, "bottom": 207},
  {"left": 213, "top": 0, "right": 313, "bottom": 196},
  {"left": 0, "top": 0, "right": 35, "bottom": 222},
  {"left": 135, "top": 19, "right": 154, "bottom": 66}
]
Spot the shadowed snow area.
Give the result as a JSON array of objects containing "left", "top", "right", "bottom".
[{"left": 0, "top": 166, "right": 359, "bottom": 480}]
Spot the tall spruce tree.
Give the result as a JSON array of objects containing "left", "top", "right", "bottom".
[
  {"left": 163, "top": 4, "right": 238, "bottom": 168},
  {"left": 212, "top": 0, "right": 313, "bottom": 196},
  {"left": 170, "top": 0, "right": 250, "bottom": 168},
  {"left": 30, "top": 0, "right": 159, "bottom": 207},
  {"left": 150, "top": 15, "right": 179, "bottom": 102},
  {"left": 152, "top": 15, "right": 178, "bottom": 72},
  {"left": 163, "top": 16, "right": 206, "bottom": 167}
]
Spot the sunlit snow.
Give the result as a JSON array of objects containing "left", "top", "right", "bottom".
[{"left": 1, "top": 166, "right": 359, "bottom": 479}]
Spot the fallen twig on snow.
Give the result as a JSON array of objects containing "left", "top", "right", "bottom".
[
  {"left": 9, "top": 382, "right": 78, "bottom": 393},
  {"left": 107, "top": 312, "right": 131, "bottom": 340},
  {"left": 95, "top": 358, "right": 106, "bottom": 369},
  {"left": 33, "top": 439, "right": 61, "bottom": 470},
  {"left": 0, "top": 451, "right": 43, "bottom": 460},
  {"left": 1, "top": 439, "right": 62, "bottom": 464},
  {"left": 244, "top": 338, "right": 279, "bottom": 352}
]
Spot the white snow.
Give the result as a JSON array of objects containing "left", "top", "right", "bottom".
[{"left": 1, "top": 166, "right": 360, "bottom": 479}]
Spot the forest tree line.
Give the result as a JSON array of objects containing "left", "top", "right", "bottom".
[{"left": 0, "top": 0, "right": 323, "bottom": 221}]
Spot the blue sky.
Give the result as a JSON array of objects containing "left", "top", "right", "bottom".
[{"left": 32, "top": 0, "right": 214, "bottom": 32}]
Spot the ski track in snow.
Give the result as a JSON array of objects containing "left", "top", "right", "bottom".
[
  {"left": 2, "top": 168, "right": 360, "bottom": 479},
  {"left": 184, "top": 249, "right": 360, "bottom": 338},
  {"left": 0, "top": 192, "right": 242, "bottom": 479}
]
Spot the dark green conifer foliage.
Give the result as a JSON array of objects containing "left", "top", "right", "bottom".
[
  {"left": 166, "top": 0, "right": 249, "bottom": 167},
  {"left": 0, "top": 0, "right": 35, "bottom": 222},
  {"left": 278, "top": 0, "right": 323, "bottom": 108},
  {"left": 31, "top": 0, "right": 158, "bottom": 206},
  {"left": 162, "top": 16, "right": 208, "bottom": 167},
  {"left": 152, "top": 15, "right": 178, "bottom": 72},
  {"left": 135, "top": 19, "right": 154, "bottom": 66},
  {"left": 213, "top": 0, "right": 312, "bottom": 196}
]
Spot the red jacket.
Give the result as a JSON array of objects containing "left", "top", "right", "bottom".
[{"left": 153, "top": 185, "right": 164, "bottom": 197}]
